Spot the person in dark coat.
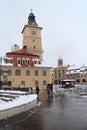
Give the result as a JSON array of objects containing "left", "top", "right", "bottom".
[{"left": 36, "top": 86, "right": 40, "bottom": 95}]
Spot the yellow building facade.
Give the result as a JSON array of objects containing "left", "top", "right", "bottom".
[
  {"left": 1, "top": 65, "right": 52, "bottom": 89},
  {"left": 53, "top": 57, "right": 69, "bottom": 84},
  {"left": 0, "top": 11, "right": 52, "bottom": 89}
]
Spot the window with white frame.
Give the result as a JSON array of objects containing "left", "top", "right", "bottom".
[
  {"left": 17, "top": 58, "right": 21, "bottom": 64},
  {"left": 22, "top": 58, "right": 25, "bottom": 64}
]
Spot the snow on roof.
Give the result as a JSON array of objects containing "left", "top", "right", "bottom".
[
  {"left": 1, "top": 60, "right": 13, "bottom": 66},
  {"left": 67, "top": 65, "right": 80, "bottom": 70},
  {"left": 35, "top": 64, "right": 52, "bottom": 68},
  {"left": 66, "top": 65, "right": 87, "bottom": 75},
  {"left": 34, "top": 61, "right": 52, "bottom": 68},
  {"left": 67, "top": 64, "right": 87, "bottom": 71},
  {"left": 66, "top": 69, "right": 80, "bottom": 74},
  {"left": 62, "top": 79, "right": 75, "bottom": 81},
  {"left": 0, "top": 58, "right": 13, "bottom": 66}
]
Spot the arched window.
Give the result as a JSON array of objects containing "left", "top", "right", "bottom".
[
  {"left": 26, "top": 70, "right": 30, "bottom": 76},
  {"left": 20, "top": 81, "right": 25, "bottom": 88},
  {"left": 34, "top": 70, "right": 39, "bottom": 76},
  {"left": 43, "top": 71, "right": 46, "bottom": 76},
  {"left": 35, "top": 80, "right": 39, "bottom": 86},
  {"left": 43, "top": 80, "right": 47, "bottom": 86},
  {"left": 15, "top": 69, "right": 21, "bottom": 76},
  {"left": 8, "top": 70, "right": 12, "bottom": 75},
  {"left": 82, "top": 79, "right": 86, "bottom": 82},
  {"left": 76, "top": 79, "right": 80, "bottom": 83}
]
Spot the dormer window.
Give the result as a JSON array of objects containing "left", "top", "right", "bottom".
[
  {"left": 34, "top": 61, "right": 37, "bottom": 64},
  {"left": 22, "top": 58, "right": 25, "bottom": 64},
  {"left": 26, "top": 58, "right": 30, "bottom": 64},
  {"left": 39, "top": 61, "right": 41, "bottom": 64},
  {"left": 17, "top": 58, "right": 21, "bottom": 65},
  {"left": 11, "top": 59, "right": 13, "bottom": 63},
  {"left": 27, "top": 60, "right": 29, "bottom": 64}
]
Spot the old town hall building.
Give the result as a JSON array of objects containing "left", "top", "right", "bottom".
[{"left": 0, "top": 10, "right": 52, "bottom": 88}]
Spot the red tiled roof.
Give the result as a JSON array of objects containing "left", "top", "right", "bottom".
[{"left": 6, "top": 48, "right": 39, "bottom": 57}]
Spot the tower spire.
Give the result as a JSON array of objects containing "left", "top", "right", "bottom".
[
  {"left": 28, "top": 10, "right": 38, "bottom": 27},
  {"left": 22, "top": 11, "right": 43, "bottom": 60}
]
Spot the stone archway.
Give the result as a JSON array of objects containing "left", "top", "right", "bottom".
[
  {"left": 76, "top": 79, "right": 80, "bottom": 84},
  {"left": 82, "top": 79, "right": 86, "bottom": 82}
]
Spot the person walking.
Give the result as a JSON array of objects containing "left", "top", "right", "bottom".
[
  {"left": 46, "top": 85, "right": 50, "bottom": 97},
  {"left": 36, "top": 86, "right": 40, "bottom": 96}
]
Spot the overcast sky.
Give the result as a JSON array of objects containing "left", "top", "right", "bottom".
[{"left": 0, "top": 0, "right": 87, "bottom": 67}]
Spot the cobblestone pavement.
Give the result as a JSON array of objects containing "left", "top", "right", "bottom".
[{"left": 0, "top": 90, "right": 87, "bottom": 130}]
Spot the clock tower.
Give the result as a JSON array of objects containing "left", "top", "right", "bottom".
[{"left": 22, "top": 10, "right": 43, "bottom": 60}]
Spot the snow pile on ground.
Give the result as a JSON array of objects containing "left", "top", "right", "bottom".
[
  {"left": 0, "top": 90, "right": 37, "bottom": 111},
  {"left": 0, "top": 89, "right": 27, "bottom": 94},
  {"left": 53, "top": 85, "right": 87, "bottom": 97}
]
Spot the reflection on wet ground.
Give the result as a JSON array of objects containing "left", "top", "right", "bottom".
[{"left": 0, "top": 90, "right": 87, "bottom": 130}]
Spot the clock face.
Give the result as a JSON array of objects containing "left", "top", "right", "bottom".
[{"left": 32, "top": 31, "right": 36, "bottom": 35}]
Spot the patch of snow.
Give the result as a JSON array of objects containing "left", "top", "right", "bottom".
[{"left": 0, "top": 90, "right": 37, "bottom": 111}]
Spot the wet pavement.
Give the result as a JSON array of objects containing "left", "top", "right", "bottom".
[{"left": 0, "top": 90, "right": 87, "bottom": 130}]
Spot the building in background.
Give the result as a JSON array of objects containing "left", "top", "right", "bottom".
[
  {"left": 0, "top": 10, "right": 52, "bottom": 89},
  {"left": 66, "top": 65, "right": 87, "bottom": 84},
  {"left": 53, "top": 57, "right": 69, "bottom": 84}
]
